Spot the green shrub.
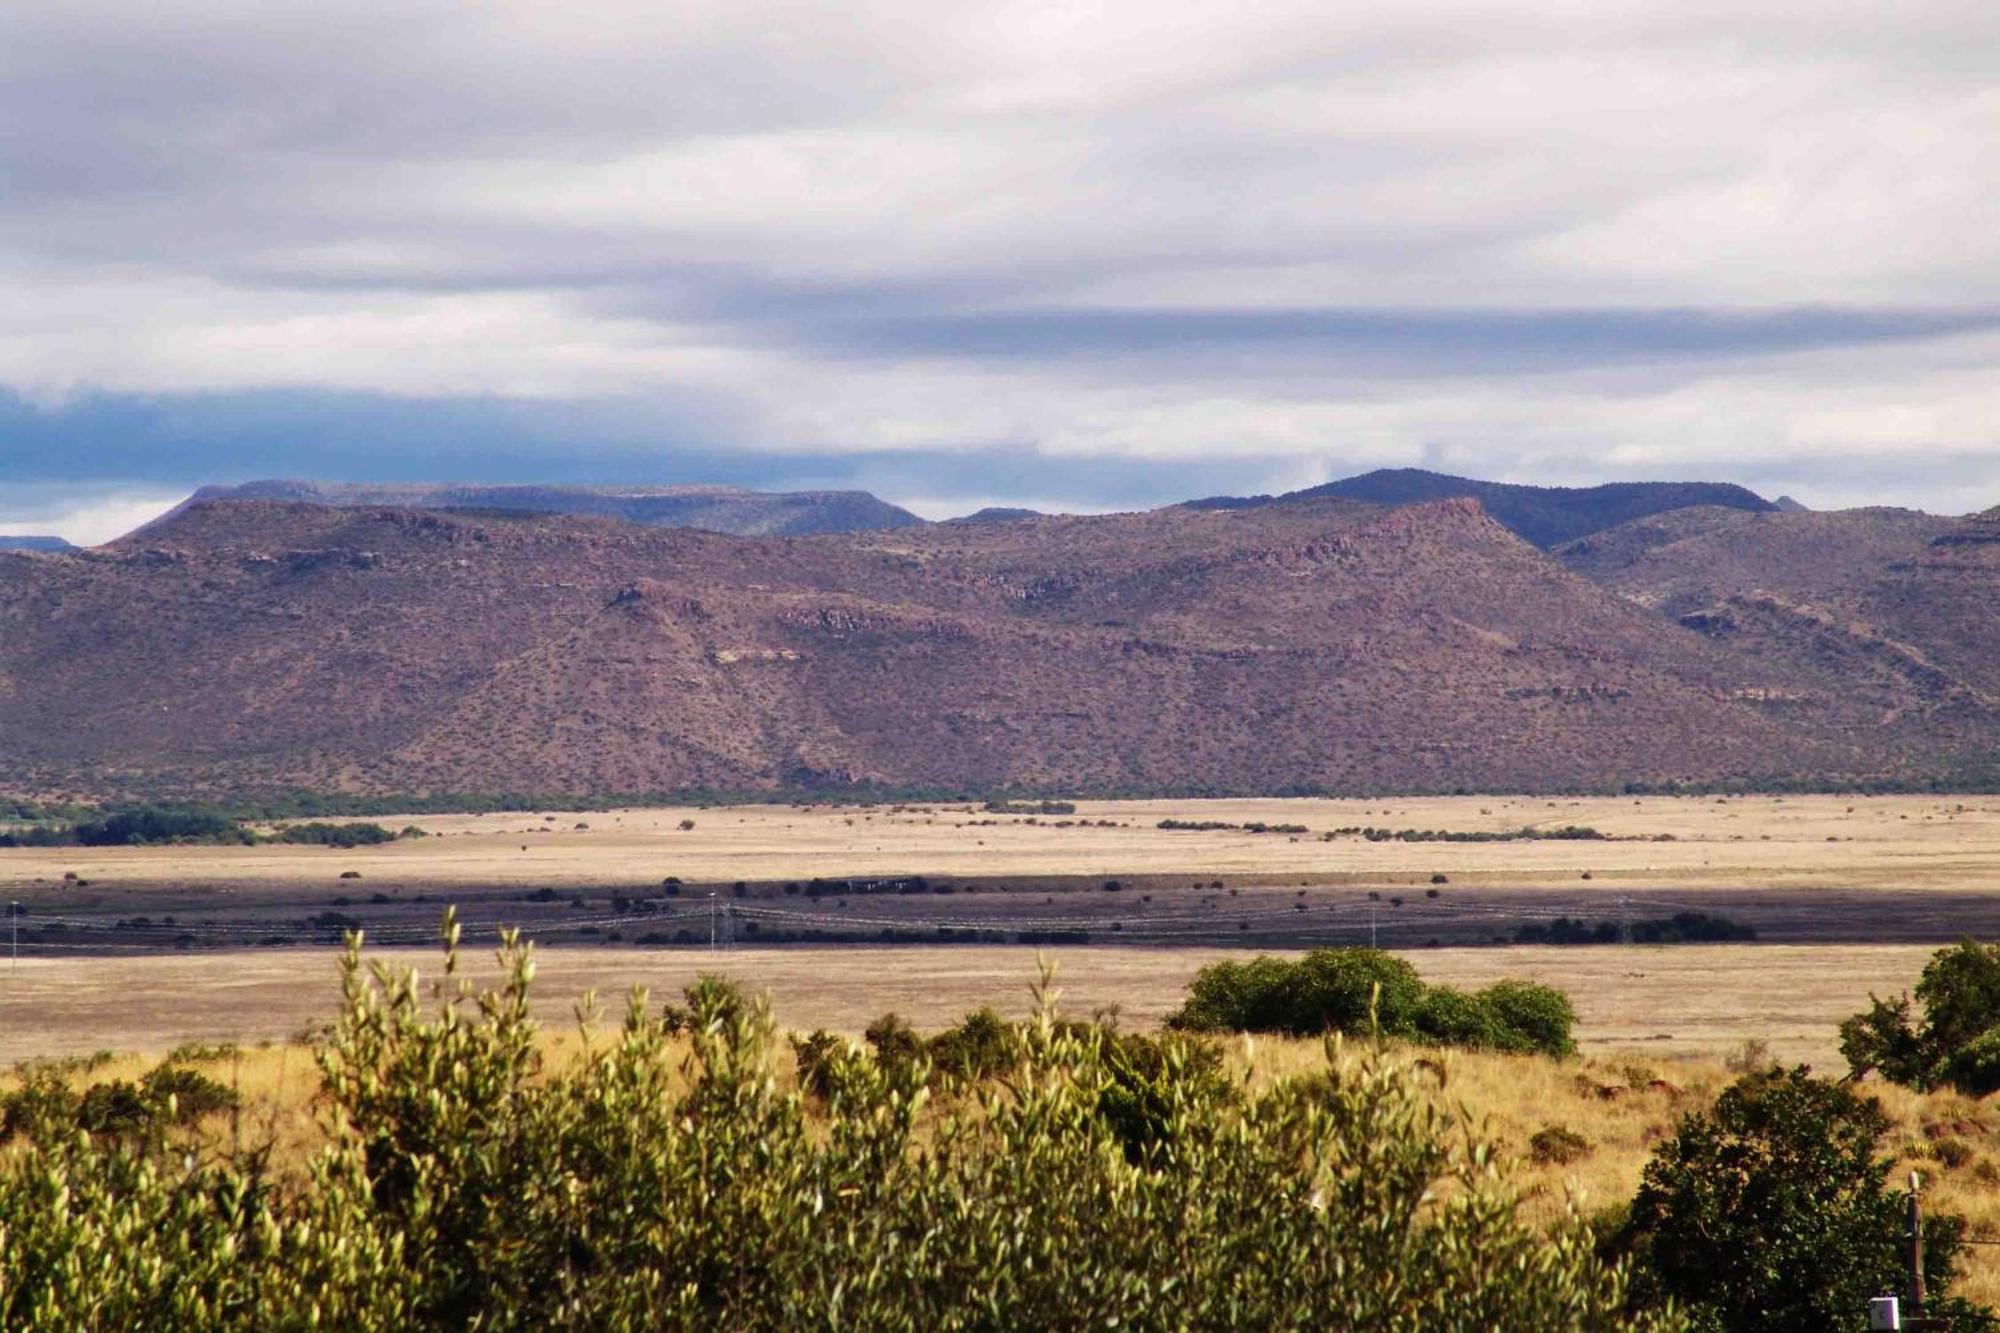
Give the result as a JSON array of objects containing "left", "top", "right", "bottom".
[
  {"left": 926, "top": 1006, "right": 1022, "bottom": 1082},
  {"left": 276, "top": 822, "right": 399, "bottom": 848},
  {"left": 863, "top": 1010, "right": 926, "bottom": 1086},
  {"left": 1531, "top": 1125, "right": 1592, "bottom": 1166},
  {"left": 1413, "top": 986, "right": 1503, "bottom": 1048},
  {"left": 0, "top": 914, "right": 1681, "bottom": 1330},
  {"left": 1170, "top": 948, "right": 1575, "bottom": 1057},
  {"left": 789, "top": 1028, "right": 852, "bottom": 1102},
  {"left": 1611, "top": 1066, "right": 1993, "bottom": 1331},
  {"left": 1480, "top": 980, "right": 1578, "bottom": 1057},
  {"left": 0, "top": 1061, "right": 237, "bottom": 1146}
]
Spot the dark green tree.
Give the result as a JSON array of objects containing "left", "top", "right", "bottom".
[
  {"left": 1840, "top": 939, "right": 2000, "bottom": 1093},
  {"left": 1614, "top": 1066, "right": 1991, "bottom": 1332}
]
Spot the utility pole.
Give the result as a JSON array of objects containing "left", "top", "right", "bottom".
[
  {"left": 708, "top": 893, "right": 717, "bottom": 953},
  {"left": 1618, "top": 895, "right": 1631, "bottom": 945},
  {"left": 8, "top": 901, "right": 17, "bottom": 971},
  {"left": 1908, "top": 1171, "right": 1927, "bottom": 1325},
  {"left": 1369, "top": 900, "right": 1378, "bottom": 949}
]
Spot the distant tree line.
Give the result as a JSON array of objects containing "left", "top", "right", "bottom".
[
  {"left": 0, "top": 803, "right": 413, "bottom": 850},
  {"left": 1514, "top": 911, "right": 1757, "bottom": 946}
]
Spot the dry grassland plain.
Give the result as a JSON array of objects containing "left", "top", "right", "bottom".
[
  {"left": 0, "top": 940, "right": 1948, "bottom": 1070},
  {"left": 3, "top": 794, "right": 1996, "bottom": 1069},
  {"left": 6, "top": 793, "right": 2000, "bottom": 893}
]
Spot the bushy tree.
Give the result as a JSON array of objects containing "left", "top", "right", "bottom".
[
  {"left": 1170, "top": 948, "right": 1575, "bottom": 1056},
  {"left": 1840, "top": 938, "right": 2000, "bottom": 1093},
  {"left": 1612, "top": 1066, "right": 1991, "bottom": 1332}
]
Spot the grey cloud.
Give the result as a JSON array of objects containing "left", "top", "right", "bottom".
[
  {"left": 1, "top": 1, "right": 1998, "bottom": 509},
  {"left": 772, "top": 305, "right": 2000, "bottom": 375}
]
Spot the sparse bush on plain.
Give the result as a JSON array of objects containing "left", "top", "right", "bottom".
[
  {"left": 1167, "top": 948, "right": 1575, "bottom": 1057},
  {"left": 1, "top": 1060, "right": 237, "bottom": 1146},
  {"left": 1515, "top": 911, "right": 1756, "bottom": 946},
  {"left": 276, "top": 821, "right": 400, "bottom": 848},
  {"left": 1531, "top": 1125, "right": 1593, "bottom": 1166}
]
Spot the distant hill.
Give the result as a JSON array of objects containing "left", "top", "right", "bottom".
[
  {"left": 1557, "top": 505, "right": 2000, "bottom": 768},
  {"left": 0, "top": 535, "right": 74, "bottom": 552},
  {"left": 7, "top": 476, "right": 1999, "bottom": 799},
  {"left": 0, "top": 494, "right": 1876, "bottom": 798},
  {"left": 1188, "top": 468, "right": 1776, "bottom": 548},
  {"left": 944, "top": 507, "right": 1045, "bottom": 525},
  {"left": 172, "top": 481, "right": 925, "bottom": 537}
]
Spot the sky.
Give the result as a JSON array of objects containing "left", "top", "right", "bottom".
[{"left": 2, "top": 1, "right": 1997, "bottom": 542}]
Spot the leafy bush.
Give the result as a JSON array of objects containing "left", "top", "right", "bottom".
[
  {"left": 1531, "top": 1125, "right": 1592, "bottom": 1166},
  {"left": 1611, "top": 1066, "right": 1992, "bottom": 1331},
  {"left": 925, "top": 1006, "right": 1022, "bottom": 1082},
  {"left": 1413, "top": 985, "right": 1505, "bottom": 1048},
  {"left": 862, "top": 1010, "right": 926, "bottom": 1086},
  {"left": 0, "top": 916, "right": 1678, "bottom": 1330},
  {"left": 1840, "top": 938, "right": 2000, "bottom": 1093},
  {"left": 788, "top": 1028, "right": 851, "bottom": 1101},
  {"left": 1, "top": 1061, "right": 237, "bottom": 1146},
  {"left": 1169, "top": 948, "right": 1575, "bottom": 1057},
  {"left": 276, "top": 822, "right": 399, "bottom": 848},
  {"left": 1480, "top": 980, "right": 1578, "bottom": 1057}
]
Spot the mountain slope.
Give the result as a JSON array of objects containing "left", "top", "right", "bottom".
[
  {"left": 171, "top": 480, "right": 925, "bottom": 537},
  {"left": 0, "top": 496, "right": 1891, "bottom": 798},
  {"left": 1190, "top": 468, "right": 1775, "bottom": 548},
  {"left": 1557, "top": 506, "right": 2000, "bottom": 773},
  {"left": 0, "top": 536, "right": 75, "bottom": 552}
]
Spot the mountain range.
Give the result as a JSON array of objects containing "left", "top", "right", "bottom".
[{"left": 3, "top": 472, "right": 1997, "bottom": 800}]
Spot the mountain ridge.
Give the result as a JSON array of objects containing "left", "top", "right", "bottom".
[
  {"left": 170, "top": 480, "right": 926, "bottom": 538},
  {"left": 0, "top": 493, "right": 1889, "bottom": 799},
  {"left": 1188, "top": 468, "right": 1777, "bottom": 548}
]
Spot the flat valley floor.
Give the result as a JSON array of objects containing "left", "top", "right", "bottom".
[
  {"left": 5, "top": 793, "right": 2000, "bottom": 1065},
  {"left": 0, "top": 940, "right": 1945, "bottom": 1070}
]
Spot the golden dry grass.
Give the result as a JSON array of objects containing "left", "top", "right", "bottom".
[
  {"left": 0, "top": 940, "right": 1945, "bottom": 1068},
  {"left": 8, "top": 793, "right": 2000, "bottom": 893}
]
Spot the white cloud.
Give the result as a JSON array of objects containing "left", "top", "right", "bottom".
[
  {"left": 0, "top": 486, "right": 189, "bottom": 545},
  {"left": 0, "top": 0, "right": 1996, "bottom": 508}
]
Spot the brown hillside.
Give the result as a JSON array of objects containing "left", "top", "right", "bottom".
[
  {"left": 1558, "top": 507, "right": 2000, "bottom": 766},
  {"left": 0, "top": 496, "right": 1978, "bottom": 798}
]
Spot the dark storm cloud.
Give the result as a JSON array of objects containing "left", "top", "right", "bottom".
[{"left": 0, "top": 386, "right": 1288, "bottom": 514}]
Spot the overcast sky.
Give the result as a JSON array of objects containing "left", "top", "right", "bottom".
[{"left": 3, "top": 1, "right": 1998, "bottom": 540}]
